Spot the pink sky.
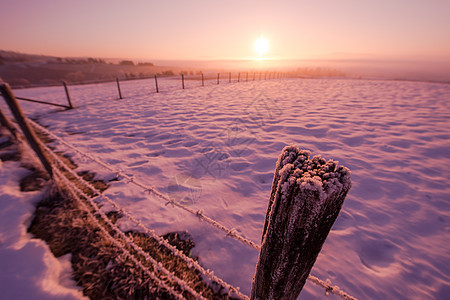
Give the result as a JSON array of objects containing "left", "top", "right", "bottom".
[{"left": 1, "top": 0, "right": 449, "bottom": 61}]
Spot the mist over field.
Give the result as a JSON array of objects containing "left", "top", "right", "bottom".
[{"left": 2, "top": 50, "right": 449, "bottom": 89}]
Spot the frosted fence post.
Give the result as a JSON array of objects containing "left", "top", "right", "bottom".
[
  {"left": 251, "top": 145, "right": 352, "bottom": 300},
  {"left": 0, "top": 106, "right": 17, "bottom": 138},
  {"left": 62, "top": 81, "right": 73, "bottom": 109},
  {"left": 238, "top": 72, "right": 240, "bottom": 83},
  {"left": 201, "top": 73, "right": 204, "bottom": 87},
  {"left": 181, "top": 74, "right": 185, "bottom": 89},
  {"left": 217, "top": 73, "right": 220, "bottom": 85},
  {"left": 228, "top": 72, "right": 231, "bottom": 83},
  {"left": 154, "top": 74, "right": 159, "bottom": 93},
  {"left": 116, "top": 77, "right": 123, "bottom": 99},
  {"left": 0, "top": 83, "right": 53, "bottom": 178}
]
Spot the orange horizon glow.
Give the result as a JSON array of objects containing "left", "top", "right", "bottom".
[{"left": 0, "top": 1, "right": 449, "bottom": 63}]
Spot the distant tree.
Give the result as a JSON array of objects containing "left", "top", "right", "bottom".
[
  {"left": 119, "top": 60, "right": 134, "bottom": 66},
  {"left": 137, "top": 62, "right": 154, "bottom": 66},
  {"left": 87, "top": 57, "right": 106, "bottom": 64},
  {"left": 65, "top": 58, "right": 88, "bottom": 64}
]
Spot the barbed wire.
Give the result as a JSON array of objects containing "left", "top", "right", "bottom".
[
  {"left": 29, "top": 119, "right": 260, "bottom": 248},
  {"left": 28, "top": 118, "right": 358, "bottom": 300},
  {"left": 52, "top": 168, "right": 188, "bottom": 300},
  {"left": 48, "top": 152, "right": 207, "bottom": 299},
  {"left": 33, "top": 121, "right": 248, "bottom": 299}
]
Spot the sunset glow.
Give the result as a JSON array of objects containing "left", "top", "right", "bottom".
[
  {"left": 254, "top": 36, "right": 269, "bottom": 57},
  {"left": 0, "top": 0, "right": 449, "bottom": 63}
]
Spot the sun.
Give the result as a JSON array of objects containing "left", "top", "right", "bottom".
[{"left": 254, "top": 36, "right": 269, "bottom": 57}]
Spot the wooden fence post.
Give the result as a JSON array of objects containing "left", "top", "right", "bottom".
[
  {"left": 238, "top": 72, "right": 240, "bottom": 83},
  {"left": 116, "top": 77, "right": 123, "bottom": 99},
  {"left": 0, "top": 83, "right": 53, "bottom": 178},
  {"left": 229, "top": 72, "right": 231, "bottom": 83},
  {"left": 0, "top": 106, "right": 17, "bottom": 138},
  {"left": 217, "top": 73, "right": 220, "bottom": 85},
  {"left": 62, "top": 81, "right": 73, "bottom": 109},
  {"left": 246, "top": 72, "right": 248, "bottom": 82},
  {"left": 154, "top": 74, "right": 159, "bottom": 93},
  {"left": 251, "top": 145, "right": 352, "bottom": 300},
  {"left": 201, "top": 73, "right": 204, "bottom": 87},
  {"left": 181, "top": 74, "right": 185, "bottom": 89}
]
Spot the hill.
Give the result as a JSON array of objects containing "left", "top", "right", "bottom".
[{"left": 0, "top": 50, "right": 188, "bottom": 88}]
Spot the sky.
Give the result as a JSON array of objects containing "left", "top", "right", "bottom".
[{"left": 1, "top": 0, "right": 450, "bottom": 62}]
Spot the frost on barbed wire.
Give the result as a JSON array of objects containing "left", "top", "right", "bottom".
[
  {"left": 31, "top": 120, "right": 249, "bottom": 299},
  {"left": 52, "top": 168, "right": 186, "bottom": 300},
  {"left": 28, "top": 118, "right": 358, "bottom": 300},
  {"left": 252, "top": 145, "right": 352, "bottom": 300}
]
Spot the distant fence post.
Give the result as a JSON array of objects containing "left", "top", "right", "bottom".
[
  {"left": 246, "top": 72, "right": 248, "bottom": 82},
  {"left": 253, "top": 72, "right": 256, "bottom": 81},
  {"left": 251, "top": 146, "right": 351, "bottom": 300},
  {"left": 181, "top": 74, "right": 185, "bottom": 89},
  {"left": 238, "top": 72, "right": 240, "bottom": 83},
  {"left": 217, "top": 73, "right": 220, "bottom": 85},
  {"left": 116, "top": 78, "right": 123, "bottom": 99},
  {"left": 201, "top": 73, "right": 204, "bottom": 87},
  {"left": 62, "top": 81, "right": 73, "bottom": 109},
  {"left": 154, "top": 74, "right": 159, "bottom": 93},
  {"left": 229, "top": 72, "right": 231, "bottom": 83},
  {"left": 0, "top": 83, "right": 53, "bottom": 178},
  {"left": 0, "top": 106, "right": 17, "bottom": 138}
]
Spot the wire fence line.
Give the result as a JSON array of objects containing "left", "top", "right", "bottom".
[
  {"left": 28, "top": 118, "right": 358, "bottom": 300},
  {"left": 29, "top": 119, "right": 261, "bottom": 249},
  {"left": 53, "top": 168, "right": 187, "bottom": 300},
  {"left": 13, "top": 71, "right": 287, "bottom": 110},
  {"left": 46, "top": 146, "right": 209, "bottom": 299},
  {"left": 33, "top": 120, "right": 248, "bottom": 299}
]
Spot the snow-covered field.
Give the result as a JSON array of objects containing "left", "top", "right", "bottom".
[
  {"left": 0, "top": 139, "right": 86, "bottom": 299},
  {"left": 2, "top": 77, "right": 449, "bottom": 299}
]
